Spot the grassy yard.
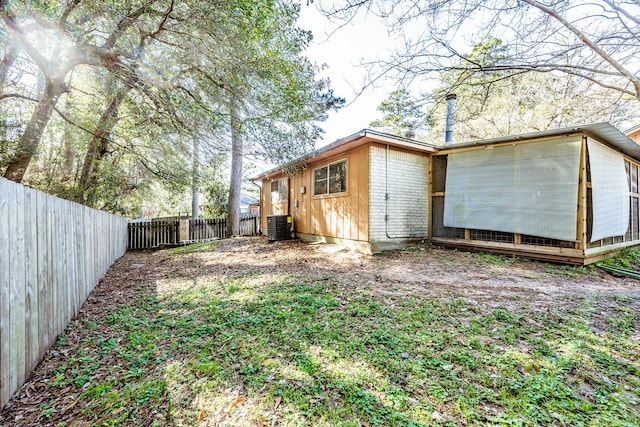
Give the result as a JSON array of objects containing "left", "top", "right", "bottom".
[{"left": 1, "top": 238, "right": 639, "bottom": 426}]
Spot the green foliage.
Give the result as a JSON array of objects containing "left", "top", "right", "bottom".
[
  {"left": 21, "top": 246, "right": 640, "bottom": 426},
  {"left": 201, "top": 155, "right": 229, "bottom": 218},
  {"left": 369, "top": 89, "right": 429, "bottom": 135},
  {"left": 2, "top": 0, "right": 342, "bottom": 215},
  {"left": 600, "top": 249, "right": 640, "bottom": 271}
]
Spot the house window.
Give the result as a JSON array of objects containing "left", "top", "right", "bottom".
[
  {"left": 270, "top": 178, "right": 288, "bottom": 203},
  {"left": 313, "top": 159, "right": 347, "bottom": 196}
]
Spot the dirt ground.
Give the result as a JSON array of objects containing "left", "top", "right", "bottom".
[
  {"left": 1, "top": 237, "right": 639, "bottom": 426},
  {"left": 225, "top": 237, "right": 640, "bottom": 314}
]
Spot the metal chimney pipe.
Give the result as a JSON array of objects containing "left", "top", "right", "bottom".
[{"left": 444, "top": 93, "right": 457, "bottom": 144}]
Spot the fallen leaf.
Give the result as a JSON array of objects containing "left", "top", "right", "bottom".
[{"left": 231, "top": 396, "right": 243, "bottom": 408}]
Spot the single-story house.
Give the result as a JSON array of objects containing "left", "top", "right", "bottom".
[{"left": 252, "top": 122, "right": 640, "bottom": 264}]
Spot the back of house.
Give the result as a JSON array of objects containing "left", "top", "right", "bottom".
[{"left": 254, "top": 122, "right": 640, "bottom": 265}]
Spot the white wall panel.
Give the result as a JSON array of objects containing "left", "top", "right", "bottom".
[
  {"left": 444, "top": 138, "right": 582, "bottom": 241},
  {"left": 369, "top": 146, "right": 429, "bottom": 242},
  {"left": 587, "top": 139, "right": 629, "bottom": 242}
]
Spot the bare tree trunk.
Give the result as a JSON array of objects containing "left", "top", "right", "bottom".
[
  {"left": 3, "top": 78, "right": 65, "bottom": 182},
  {"left": 0, "top": 44, "right": 19, "bottom": 154},
  {"left": 77, "top": 84, "right": 127, "bottom": 201},
  {"left": 192, "top": 138, "right": 200, "bottom": 219},
  {"left": 226, "top": 102, "right": 242, "bottom": 237},
  {"left": 0, "top": 43, "right": 18, "bottom": 87},
  {"left": 60, "top": 94, "right": 76, "bottom": 180}
]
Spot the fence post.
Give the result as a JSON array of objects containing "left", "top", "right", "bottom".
[{"left": 179, "top": 220, "right": 189, "bottom": 242}]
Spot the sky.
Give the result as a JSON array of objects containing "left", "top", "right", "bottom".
[
  {"left": 295, "top": 3, "right": 470, "bottom": 147},
  {"left": 297, "top": 3, "right": 400, "bottom": 146},
  {"left": 295, "top": 2, "right": 640, "bottom": 147}
]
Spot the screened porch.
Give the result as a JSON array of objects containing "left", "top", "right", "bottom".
[{"left": 430, "top": 133, "right": 638, "bottom": 264}]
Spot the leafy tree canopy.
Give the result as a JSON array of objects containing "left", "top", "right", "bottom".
[
  {"left": 427, "top": 37, "right": 640, "bottom": 142},
  {"left": 0, "top": 0, "right": 342, "bottom": 216},
  {"left": 369, "top": 88, "right": 430, "bottom": 136},
  {"left": 317, "top": 0, "right": 640, "bottom": 129}
]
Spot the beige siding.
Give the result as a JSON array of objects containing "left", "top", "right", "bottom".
[
  {"left": 301, "top": 145, "right": 369, "bottom": 241},
  {"left": 261, "top": 145, "right": 370, "bottom": 242},
  {"left": 369, "top": 145, "right": 429, "bottom": 243},
  {"left": 259, "top": 178, "right": 290, "bottom": 234}
]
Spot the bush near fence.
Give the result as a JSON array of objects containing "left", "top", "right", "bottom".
[{"left": 0, "top": 177, "right": 127, "bottom": 408}]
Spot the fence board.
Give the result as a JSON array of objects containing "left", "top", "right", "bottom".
[
  {"left": 127, "top": 215, "right": 259, "bottom": 250},
  {"left": 0, "top": 178, "right": 11, "bottom": 407},
  {"left": 24, "top": 187, "right": 38, "bottom": 376},
  {"left": 36, "top": 191, "right": 48, "bottom": 363},
  {"left": 52, "top": 199, "right": 61, "bottom": 349},
  {"left": 0, "top": 177, "right": 127, "bottom": 408},
  {"left": 9, "top": 181, "right": 24, "bottom": 397}
]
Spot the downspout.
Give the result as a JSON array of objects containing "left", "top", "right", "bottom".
[
  {"left": 287, "top": 177, "right": 294, "bottom": 238},
  {"left": 384, "top": 144, "right": 428, "bottom": 240}
]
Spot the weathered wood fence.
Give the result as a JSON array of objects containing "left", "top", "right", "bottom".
[
  {"left": 127, "top": 215, "right": 260, "bottom": 250},
  {"left": 0, "top": 177, "right": 127, "bottom": 408}
]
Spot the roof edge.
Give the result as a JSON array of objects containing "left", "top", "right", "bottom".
[
  {"left": 625, "top": 122, "right": 640, "bottom": 135},
  {"left": 439, "top": 122, "right": 640, "bottom": 160},
  {"left": 252, "top": 122, "right": 640, "bottom": 181},
  {"left": 251, "top": 128, "right": 435, "bottom": 181}
]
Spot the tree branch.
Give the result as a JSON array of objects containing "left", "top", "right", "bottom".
[
  {"left": 102, "top": 2, "right": 153, "bottom": 50},
  {"left": 0, "top": 92, "right": 38, "bottom": 101},
  {"left": 521, "top": 0, "right": 640, "bottom": 99},
  {"left": 59, "top": 0, "right": 81, "bottom": 28}
]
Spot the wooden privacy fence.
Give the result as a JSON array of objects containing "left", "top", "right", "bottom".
[
  {"left": 0, "top": 177, "right": 127, "bottom": 408},
  {"left": 127, "top": 215, "right": 260, "bottom": 250}
]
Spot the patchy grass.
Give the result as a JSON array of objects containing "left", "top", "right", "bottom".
[
  {"left": 2, "top": 239, "right": 639, "bottom": 426},
  {"left": 472, "top": 251, "right": 597, "bottom": 279},
  {"left": 600, "top": 248, "right": 640, "bottom": 271},
  {"left": 543, "top": 264, "right": 596, "bottom": 279},
  {"left": 167, "top": 240, "right": 220, "bottom": 255}
]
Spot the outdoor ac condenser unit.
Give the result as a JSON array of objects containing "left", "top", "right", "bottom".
[{"left": 267, "top": 215, "right": 292, "bottom": 242}]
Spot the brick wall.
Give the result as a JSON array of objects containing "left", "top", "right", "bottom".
[{"left": 369, "top": 146, "right": 429, "bottom": 243}]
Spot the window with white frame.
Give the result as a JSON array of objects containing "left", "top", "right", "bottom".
[
  {"left": 270, "top": 178, "right": 288, "bottom": 203},
  {"left": 313, "top": 159, "right": 347, "bottom": 196}
]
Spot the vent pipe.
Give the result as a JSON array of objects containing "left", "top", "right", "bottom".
[{"left": 444, "top": 93, "right": 456, "bottom": 144}]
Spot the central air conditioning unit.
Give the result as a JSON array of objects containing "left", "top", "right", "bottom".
[{"left": 267, "top": 215, "right": 292, "bottom": 242}]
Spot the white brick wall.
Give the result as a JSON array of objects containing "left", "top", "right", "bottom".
[{"left": 369, "top": 146, "right": 429, "bottom": 242}]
